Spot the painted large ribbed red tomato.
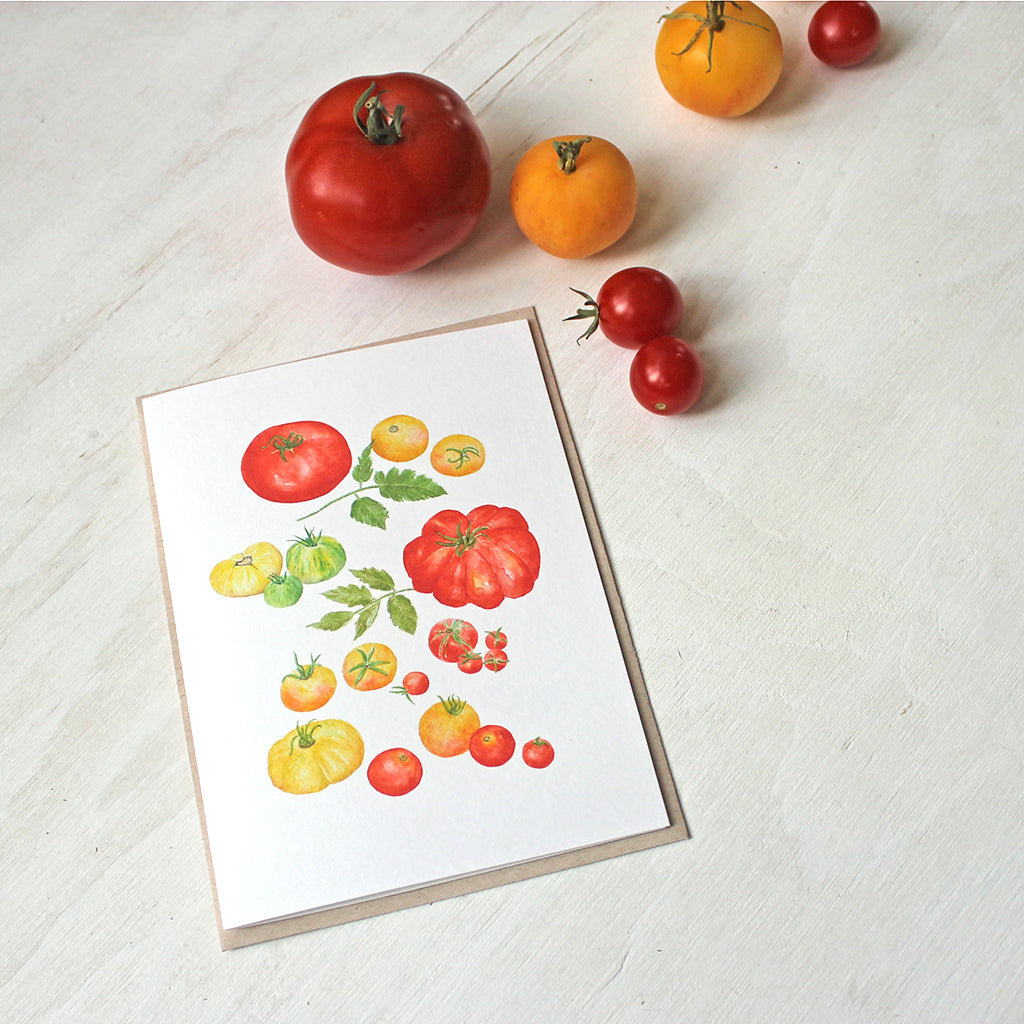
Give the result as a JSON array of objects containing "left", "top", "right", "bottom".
[
  {"left": 403, "top": 505, "right": 541, "bottom": 610},
  {"left": 285, "top": 73, "right": 491, "bottom": 275}
]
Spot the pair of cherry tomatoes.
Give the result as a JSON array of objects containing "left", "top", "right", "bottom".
[
  {"left": 567, "top": 267, "right": 704, "bottom": 416},
  {"left": 656, "top": 1, "right": 881, "bottom": 119}
]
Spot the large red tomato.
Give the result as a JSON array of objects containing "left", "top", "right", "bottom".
[
  {"left": 403, "top": 505, "right": 541, "bottom": 610},
  {"left": 285, "top": 73, "right": 492, "bottom": 275},
  {"left": 240, "top": 421, "right": 352, "bottom": 503}
]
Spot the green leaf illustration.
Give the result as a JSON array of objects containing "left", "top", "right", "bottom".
[
  {"left": 351, "top": 495, "right": 389, "bottom": 529},
  {"left": 375, "top": 468, "right": 447, "bottom": 502},
  {"left": 322, "top": 583, "right": 374, "bottom": 607},
  {"left": 387, "top": 593, "right": 417, "bottom": 635},
  {"left": 352, "top": 443, "right": 374, "bottom": 484},
  {"left": 308, "top": 610, "right": 355, "bottom": 632},
  {"left": 351, "top": 566, "right": 396, "bottom": 591},
  {"left": 353, "top": 602, "right": 379, "bottom": 639}
]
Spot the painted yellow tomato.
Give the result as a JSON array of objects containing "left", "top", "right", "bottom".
[
  {"left": 371, "top": 414, "right": 429, "bottom": 462},
  {"left": 510, "top": 135, "right": 637, "bottom": 259},
  {"left": 342, "top": 642, "right": 398, "bottom": 691},
  {"left": 418, "top": 695, "right": 481, "bottom": 758},
  {"left": 267, "top": 719, "right": 364, "bottom": 795},
  {"left": 209, "top": 542, "right": 283, "bottom": 597},
  {"left": 430, "top": 434, "right": 485, "bottom": 477},
  {"left": 280, "top": 654, "right": 337, "bottom": 713},
  {"left": 656, "top": 1, "right": 783, "bottom": 118}
]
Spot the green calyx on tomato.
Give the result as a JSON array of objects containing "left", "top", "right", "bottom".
[
  {"left": 564, "top": 287, "right": 602, "bottom": 342},
  {"left": 263, "top": 430, "right": 305, "bottom": 462},
  {"left": 286, "top": 652, "right": 323, "bottom": 682},
  {"left": 661, "top": 0, "right": 769, "bottom": 70},
  {"left": 436, "top": 520, "right": 490, "bottom": 557},
  {"left": 353, "top": 81, "right": 404, "bottom": 146},
  {"left": 552, "top": 137, "right": 592, "bottom": 174},
  {"left": 290, "top": 719, "right": 324, "bottom": 752}
]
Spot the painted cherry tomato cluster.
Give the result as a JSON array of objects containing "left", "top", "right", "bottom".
[
  {"left": 426, "top": 618, "right": 511, "bottom": 674},
  {"left": 567, "top": 267, "right": 704, "bottom": 416}
]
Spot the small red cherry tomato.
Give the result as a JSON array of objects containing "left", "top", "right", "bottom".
[
  {"left": 367, "top": 747, "right": 423, "bottom": 796},
  {"left": 458, "top": 650, "right": 484, "bottom": 674},
  {"left": 483, "top": 650, "right": 508, "bottom": 672},
  {"left": 522, "top": 737, "right": 555, "bottom": 769},
  {"left": 566, "top": 267, "right": 684, "bottom": 348},
  {"left": 484, "top": 628, "right": 507, "bottom": 651},
  {"left": 391, "top": 670, "right": 430, "bottom": 702},
  {"left": 629, "top": 336, "right": 704, "bottom": 415},
  {"left": 427, "top": 618, "right": 478, "bottom": 663},
  {"left": 807, "top": 1, "right": 881, "bottom": 67},
  {"left": 470, "top": 725, "right": 516, "bottom": 767}
]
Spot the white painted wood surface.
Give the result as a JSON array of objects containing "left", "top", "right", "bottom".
[{"left": 3, "top": 2, "right": 1023, "bottom": 1020}]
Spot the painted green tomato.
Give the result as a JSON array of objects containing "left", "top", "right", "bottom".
[
  {"left": 264, "top": 572, "right": 304, "bottom": 608},
  {"left": 286, "top": 528, "right": 347, "bottom": 584}
]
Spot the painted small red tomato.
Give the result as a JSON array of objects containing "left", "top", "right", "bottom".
[
  {"left": 391, "top": 670, "right": 430, "bottom": 702},
  {"left": 241, "top": 421, "right": 352, "bottom": 503},
  {"left": 630, "top": 336, "right": 704, "bottom": 415},
  {"left": 427, "top": 618, "right": 479, "bottom": 663},
  {"left": 458, "top": 650, "right": 484, "bottom": 674},
  {"left": 808, "top": 1, "right": 881, "bottom": 67},
  {"left": 470, "top": 726, "right": 516, "bottom": 767},
  {"left": 522, "top": 737, "right": 555, "bottom": 769},
  {"left": 367, "top": 747, "right": 423, "bottom": 796},
  {"left": 566, "top": 268, "right": 684, "bottom": 348},
  {"left": 483, "top": 650, "right": 508, "bottom": 673},
  {"left": 485, "top": 628, "right": 507, "bottom": 651}
]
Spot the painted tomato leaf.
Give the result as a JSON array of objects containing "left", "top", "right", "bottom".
[
  {"left": 298, "top": 443, "right": 446, "bottom": 530},
  {"left": 309, "top": 566, "right": 417, "bottom": 639}
]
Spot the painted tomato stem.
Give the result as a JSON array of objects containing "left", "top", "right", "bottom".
[
  {"left": 289, "top": 719, "right": 324, "bottom": 752},
  {"left": 434, "top": 521, "right": 489, "bottom": 556},
  {"left": 296, "top": 482, "right": 377, "bottom": 521},
  {"left": 353, "top": 81, "right": 404, "bottom": 146},
  {"left": 262, "top": 430, "right": 305, "bottom": 461},
  {"left": 552, "top": 136, "right": 592, "bottom": 174}
]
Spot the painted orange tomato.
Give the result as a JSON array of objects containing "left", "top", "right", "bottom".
[
  {"left": 280, "top": 653, "right": 337, "bottom": 713},
  {"left": 430, "top": 434, "right": 485, "bottom": 477},
  {"left": 510, "top": 136, "right": 637, "bottom": 259},
  {"left": 209, "top": 541, "right": 283, "bottom": 597},
  {"left": 418, "top": 695, "right": 481, "bottom": 757},
  {"left": 367, "top": 747, "right": 423, "bottom": 796},
  {"left": 342, "top": 642, "right": 398, "bottom": 691},
  {"left": 267, "top": 719, "right": 364, "bottom": 794},
  {"left": 371, "top": 414, "right": 429, "bottom": 462},
  {"left": 656, "top": 1, "right": 783, "bottom": 118}
]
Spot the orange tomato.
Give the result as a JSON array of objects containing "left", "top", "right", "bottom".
[
  {"left": 342, "top": 642, "right": 397, "bottom": 691},
  {"left": 418, "top": 696, "right": 481, "bottom": 757},
  {"left": 280, "top": 653, "right": 337, "bottom": 713},
  {"left": 656, "top": 1, "right": 783, "bottom": 118},
  {"left": 430, "top": 434, "right": 485, "bottom": 477},
  {"left": 371, "top": 414, "right": 429, "bottom": 462},
  {"left": 509, "top": 136, "right": 637, "bottom": 259}
]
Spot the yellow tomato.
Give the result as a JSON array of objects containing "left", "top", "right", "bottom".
[
  {"left": 209, "top": 541, "right": 283, "bottom": 597},
  {"left": 509, "top": 135, "right": 636, "bottom": 259},
  {"left": 371, "top": 414, "right": 429, "bottom": 462},
  {"left": 342, "top": 642, "right": 398, "bottom": 691},
  {"left": 418, "top": 696, "right": 481, "bottom": 758},
  {"left": 655, "top": 1, "right": 783, "bottom": 118},
  {"left": 430, "top": 434, "right": 485, "bottom": 477},
  {"left": 280, "top": 654, "right": 337, "bottom": 713},
  {"left": 267, "top": 719, "right": 364, "bottom": 795}
]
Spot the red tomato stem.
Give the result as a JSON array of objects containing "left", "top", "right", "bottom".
[{"left": 353, "top": 81, "right": 405, "bottom": 146}]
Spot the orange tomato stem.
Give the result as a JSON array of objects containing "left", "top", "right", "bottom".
[
  {"left": 660, "top": 1, "right": 768, "bottom": 71},
  {"left": 552, "top": 136, "right": 592, "bottom": 174}
]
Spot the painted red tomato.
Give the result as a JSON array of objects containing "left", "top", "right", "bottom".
[
  {"left": 366, "top": 747, "right": 423, "bottom": 796},
  {"left": 458, "top": 650, "right": 483, "bottom": 674},
  {"left": 285, "top": 73, "right": 491, "bottom": 275},
  {"left": 485, "top": 628, "right": 507, "bottom": 651},
  {"left": 483, "top": 650, "right": 508, "bottom": 673},
  {"left": 470, "top": 725, "right": 516, "bottom": 767},
  {"left": 241, "top": 421, "right": 352, "bottom": 503},
  {"left": 403, "top": 505, "right": 541, "bottom": 610},
  {"left": 427, "top": 618, "right": 479, "bottom": 663},
  {"left": 522, "top": 737, "right": 555, "bottom": 769}
]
